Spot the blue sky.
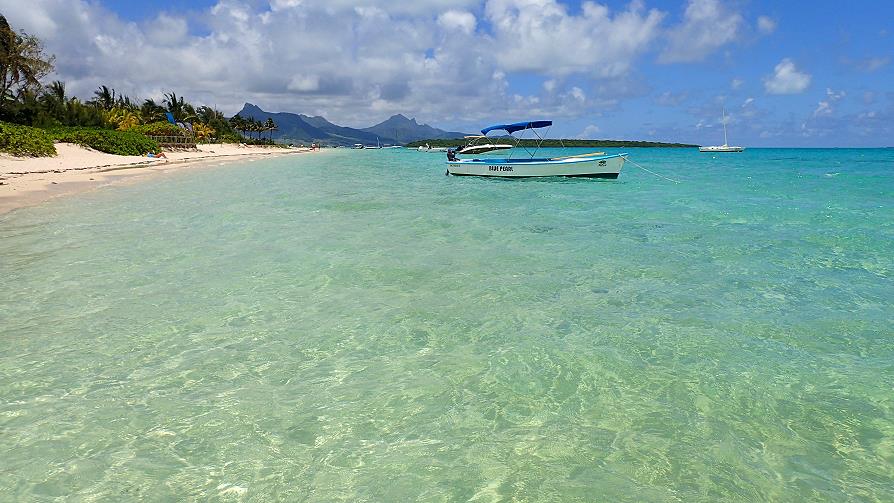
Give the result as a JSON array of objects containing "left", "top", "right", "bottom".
[{"left": 2, "top": 0, "right": 892, "bottom": 146}]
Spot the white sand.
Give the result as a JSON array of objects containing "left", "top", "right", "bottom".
[{"left": 0, "top": 143, "right": 316, "bottom": 214}]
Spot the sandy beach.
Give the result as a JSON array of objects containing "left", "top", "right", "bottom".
[{"left": 0, "top": 143, "right": 316, "bottom": 214}]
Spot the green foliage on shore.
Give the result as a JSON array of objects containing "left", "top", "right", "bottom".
[
  {"left": 0, "top": 122, "right": 162, "bottom": 157},
  {"left": 406, "top": 138, "right": 699, "bottom": 148},
  {"left": 129, "top": 121, "right": 188, "bottom": 137},
  {"left": 46, "top": 127, "right": 159, "bottom": 156},
  {"left": 0, "top": 121, "right": 56, "bottom": 157}
]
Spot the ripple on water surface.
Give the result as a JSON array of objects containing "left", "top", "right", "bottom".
[{"left": 1, "top": 148, "right": 893, "bottom": 500}]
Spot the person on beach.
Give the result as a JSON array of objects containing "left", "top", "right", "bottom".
[{"left": 147, "top": 151, "right": 167, "bottom": 159}]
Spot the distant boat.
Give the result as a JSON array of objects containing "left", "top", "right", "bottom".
[
  {"left": 366, "top": 136, "right": 382, "bottom": 149},
  {"left": 446, "top": 120, "right": 625, "bottom": 178},
  {"left": 699, "top": 109, "right": 744, "bottom": 152},
  {"left": 455, "top": 135, "right": 513, "bottom": 155},
  {"left": 417, "top": 143, "right": 448, "bottom": 152},
  {"left": 352, "top": 143, "right": 364, "bottom": 149}
]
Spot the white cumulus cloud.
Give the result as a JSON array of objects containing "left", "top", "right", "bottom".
[
  {"left": 764, "top": 58, "right": 811, "bottom": 94},
  {"left": 858, "top": 56, "right": 890, "bottom": 72},
  {"left": 756, "top": 16, "right": 776, "bottom": 35},
  {"left": 577, "top": 124, "right": 601, "bottom": 139},
  {"left": 4, "top": 0, "right": 844, "bottom": 140},
  {"left": 437, "top": 10, "right": 476, "bottom": 34},
  {"left": 485, "top": 0, "right": 664, "bottom": 77},
  {"left": 813, "top": 101, "right": 831, "bottom": 117},
  {"left": 288, "top": 75, "right": 320, "bottom": 92},
  {"left": 813, "top": 88, "right": 845, "bottom": 116},
  {"left": 659, "top": 0, "right": 742, "bottom": 63}
]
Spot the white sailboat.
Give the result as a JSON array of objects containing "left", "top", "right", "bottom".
[{"left": 699, "top": 109, "right": 744, "bottom": 152}]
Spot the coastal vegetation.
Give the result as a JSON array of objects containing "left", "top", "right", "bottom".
[
  {"left": 0, "top": 15, "right": 276, "bottom": 157},
  {"left": 45, "top": 126, "right": 159, "bottom": 156},
  {"left": 406, "top": 138, "right": 699, "bottom": 148},
  {"left": 0, "top": 121, "right": 55, "bottom": 156}
]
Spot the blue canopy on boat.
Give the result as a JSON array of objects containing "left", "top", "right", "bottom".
[{"left": 481, "top": 121, "right": 552, "bottom": 135}]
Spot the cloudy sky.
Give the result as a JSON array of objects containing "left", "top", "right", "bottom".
[{"left": 2, "top": 0, "right": 892, "bottom": 146}]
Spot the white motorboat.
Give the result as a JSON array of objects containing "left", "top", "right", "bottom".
[{"left": 445, "top": 120, "right": 625, "bottom": 178}]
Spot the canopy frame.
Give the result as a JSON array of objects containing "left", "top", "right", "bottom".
[
  {"left": 479, "top": 121, "right": 552, "bottom": 160},
  {"left": 480, "top": 121, "right": 552, "bottom": 136}
]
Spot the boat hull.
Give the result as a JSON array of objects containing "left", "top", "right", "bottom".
[
  {"left": 699, "top": 146, "right": 745, "bottom": 152},
  {"left": 446, "top": 153, "right": 625, "bottom": 178}
]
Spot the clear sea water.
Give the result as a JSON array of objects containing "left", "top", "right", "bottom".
[{"left": 1, "top": 147, "right": 892, "bottom": 501}]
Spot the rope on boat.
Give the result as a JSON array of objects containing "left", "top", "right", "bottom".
[{"left": 622, "top": 155, "right": 681, "bottom": 184}]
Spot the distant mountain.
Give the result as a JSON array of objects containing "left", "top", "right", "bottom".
[
  {"left": 362, "top": 114, "right": 467, "bottom": 144},
  {"left": 234, "top": 104, "right": 466, "bottom": 146},
  {"left": 237, "top": 103, "right": 328, "bottom": 143},
  {"left": 297, "top": 114, "right": 381, "bottom": 145}
]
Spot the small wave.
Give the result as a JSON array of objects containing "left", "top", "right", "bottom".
[{"left": 217, "top": 484, "right": 247, "bottom": 497}]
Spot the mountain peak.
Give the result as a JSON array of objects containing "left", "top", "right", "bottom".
[{"left": 240, "top": 103, "right": 263, "bottom": 114}]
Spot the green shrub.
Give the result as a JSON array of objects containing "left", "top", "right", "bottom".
[
  {"left": 217, "top": 133, "right": 243, "bottom": 144},
  {"left": 46, "top": 127, "right": 159, "bottom": 156},
  {"left": 0, "top": 122, "right": 57, "bottom": 157},
  {"left": 129, "top": 121, "right": 188, "bottom": 137}
]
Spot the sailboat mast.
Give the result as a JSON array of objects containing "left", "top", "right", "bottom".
[{"left": 722, "top": 108, "right": 728, "bottom": 146}]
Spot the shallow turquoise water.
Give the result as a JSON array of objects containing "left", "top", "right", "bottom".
[{"left": 1, "top": 148, "right": 892, "bottom": 501}]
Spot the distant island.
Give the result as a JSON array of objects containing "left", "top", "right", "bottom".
[{"left": 405, "top": 138, "right": 699, "bottom": 148}]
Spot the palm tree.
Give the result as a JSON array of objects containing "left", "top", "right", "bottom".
[
  {"left": 163, "top": 91, "right": 196, "bottom": 123},
  {"left": 196, "top": 106, "right": 218, "bottom": 124},
  {"left": 38, "top": 80, "right": 67, "bottom": 121},
  {"left": 63, "top": 96, "right": 104, "bottom": 127},
  {"left": 229, "top": 115, "right": 247, "bottom": 139},
  {"left": 141, "top": 98, "right": 166, "bottom": 123},
  {"left": 47, "top": 80, "right": 65, "bottom": 102},
  {"left": 115, "top": 93, "right": 137, "bottom": 110},
  {"left": 0, "top": 15, "right": 55, "bottom": 107},
  {"left": 264, "top": 117, "right": 276, "bottom": 141},
  {"left": 245, "top": 117, "right": 256, "bottom": 139},
  {"left": 90, "top": 85, "right": 118, "bottom": 110}
]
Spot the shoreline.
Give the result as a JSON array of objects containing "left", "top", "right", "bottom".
[{"left": 0, "top": 143, "right": 319, "bottom": 215}]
